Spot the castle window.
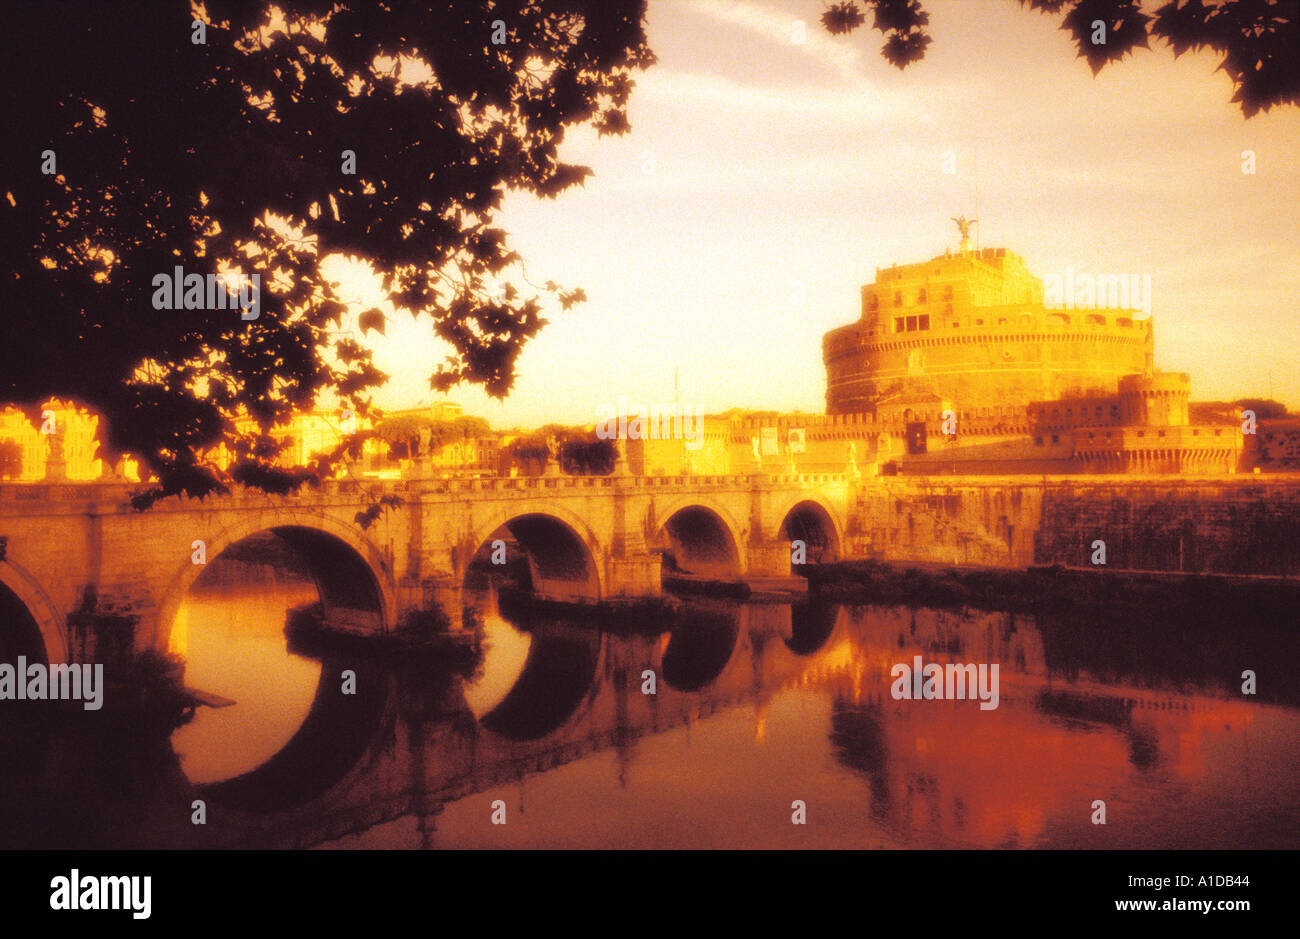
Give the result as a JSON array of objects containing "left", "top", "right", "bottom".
[
  {"left": 1117, "top": 317, "right": 1133, "bottom": 327},
  {"left": 918, "top": 314, "right": 930, "bottom": 330},
  {"left": 906, "top": 315, "right": 918, "bottom": 331},
  {"left": 894, "top": 317, "right": 904, "bottom": 333},
  {"left": 951, "top": 322, "right": 960, "bottom": 328},
  {"left": 894, "top": 291, "right": 902, "bottom": 306},
  {"left": 1034, "top": 437, "right": 1044, "bottom": 446},
  {"left": 944, "top": 285, "right": 953, "bottom": 300},
  {"left": 1051, "top": 434, "right": 1060, "bottom": 444},
  {"left": 975, "top": 318, "right": 985, "bottom": 326},
  {"left": 918, "top": 288, "right": 927, "bottom": 303},
  {"left": 1086, "top": 314, "right": 1105, "bottom": 325},
  {"left": 1158, "top": 430, "right": 1166, "bottom": 437},
  {"left": 997, "top": 317, "right": 1008, "bottom": 325}
]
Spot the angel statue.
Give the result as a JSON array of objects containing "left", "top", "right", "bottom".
[{"left": 952, "top": 216, "right": 977, "bottom": 253}]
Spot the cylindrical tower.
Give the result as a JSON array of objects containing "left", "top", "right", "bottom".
[{"left": 1118, "top": 372, "right": 1190, "bottom": 426}]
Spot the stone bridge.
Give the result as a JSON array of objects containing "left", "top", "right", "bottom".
[{"left": 0, "top": 472, "right": 855, "bottom": 666}]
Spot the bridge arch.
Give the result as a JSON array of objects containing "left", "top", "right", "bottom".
[
  {"left": 158, "top": 508, "right": 396, "bottom": 650},
  {"left": 653, "top": 499, "right": 745, "bottom": 577},
  {"left": 468, "top": 504, "right": 604, "bottom": 601},
  {"left": 0, "top": 560, "right": 65, "bottom": 664},
  {"left": 774, "top": 496, "right": 844, "bottom": 564}
]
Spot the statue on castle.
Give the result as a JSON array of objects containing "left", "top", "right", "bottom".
[{"left": 952, "top": 215, "right": 977, "bottom": 253}]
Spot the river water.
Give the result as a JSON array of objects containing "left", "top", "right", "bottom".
[{"left": 3, "top": 566, "right": 1297, "bottom": 849}]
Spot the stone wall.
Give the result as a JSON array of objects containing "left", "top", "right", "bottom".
[{"left": 850, "top": 475, "right": 1300, "bottom": 577}]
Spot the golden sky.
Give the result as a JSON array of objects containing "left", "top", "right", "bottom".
[{"left": 337, "top": 0, "right": 1299, "bottom": 427}]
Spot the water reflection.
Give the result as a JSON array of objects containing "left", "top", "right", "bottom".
[
  {"left": 168, "top": 581, "right": 321, "bottom": 783},
  {"left": 2, "top": 571, "right": 1297, "bottom": 850}
]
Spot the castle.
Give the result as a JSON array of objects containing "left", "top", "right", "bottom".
[{"left": 817, "top": 227, "right": 1246, "bottom": 475}]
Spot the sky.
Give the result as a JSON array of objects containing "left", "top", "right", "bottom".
[{"left": 333, "top": 0, "right": 1300, "bottom": 428}]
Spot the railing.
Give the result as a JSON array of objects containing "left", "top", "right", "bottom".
[{"left": 0, "top": 471, "right": 859, "bottom": 512}]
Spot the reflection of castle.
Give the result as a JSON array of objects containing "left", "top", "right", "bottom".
[{"left": 821, "top": 237, "right": 1243, "bottom": 474}]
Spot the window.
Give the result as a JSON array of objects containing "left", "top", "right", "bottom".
[
  {"left": 951, "top": 322, "right": 960, "bottom": 328},
  {"left": 894, "top": 317, "right": 904, "bottom": 333},
  {"left": 906, "top": 315, "right": 918, "bottom": 331},
  {"left": 944, "top": 285, "right": 953, "bottom": 300},
  {"left": 894, "top": 290, "right": 902, "bottom": 306},
  {"left": 1051, "top": 434, "right": 1060, "bottom": 444},
  {"left": 997, "top": 317, "right": 1008, "bottom": 325},
  {"left": 918, "top": 314, "right": 930, "bottom": 330},
  {"left": 867, "top": 294, "right": 878, "bottom": 311},
  {"left": 975, "top": 318, "right": 985, "bottom": 326},
  {"left": 1034, "top": 437, "right": 1044, "bottom": 446},
  {"left": 918, "top": 288, "right": 927, "bottom": 303}
]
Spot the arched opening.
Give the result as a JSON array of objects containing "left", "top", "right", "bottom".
[
  {"left": 0, "top": 580, "right": 56, "bottom": 843},
  {"left": 659, "top": 506, "right": 741, "bottom": 578},
  {"left": 779, "top": 501, "right": 841, "bottom": 572},
  {"left": 465, "top": 513, "right": 600, "bottom": 601},
  {"left": 168, "top": 527, "right": 385, "bottom": 787},
  {"left": 0, "top": 580, "right": 46, "bottom": 667}
]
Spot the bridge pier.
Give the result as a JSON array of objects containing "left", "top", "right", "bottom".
[
  {"left": 421, "top": 574, "right": 470, "bottom": 634},
  {"left": 748, "top": 540, "right": 794, "bottom": 577},
  {"left": 605, "top": 552, "right": 662, "bottom": 598}
]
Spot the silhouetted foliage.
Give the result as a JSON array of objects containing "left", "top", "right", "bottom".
[
  {"left": 506, "top": 434, "right": 551, "bottom": 475},
  {"left": 505, "top": 424, "right": 615, "bottom": 475},
  {"left": 822, "top": 0, "right": 1298, "bottom": 117},
  {"left": 1234, "top": 398, "right": 1290, "bottom": 419},
  {"left": 1, "top": 2, "right": 654, "bottom": 505},
  {"left": 354, "top": 493, "right": 404, "bottom": 531},
  {"left": 559, "top": 434, "right": 617, "bottom": 475}
]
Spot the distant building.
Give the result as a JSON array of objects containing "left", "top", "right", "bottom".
[{"left": 0, "top": 399, "right": 117, "bottom": 481}]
